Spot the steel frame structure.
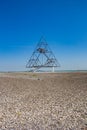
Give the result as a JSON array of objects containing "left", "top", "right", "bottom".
[{"left": 26, "top": 37, "right": 60, "bottom": 71}]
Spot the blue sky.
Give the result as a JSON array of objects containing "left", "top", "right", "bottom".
[{"left": 0, "top": 0, "right": 87, "bottom": 71}]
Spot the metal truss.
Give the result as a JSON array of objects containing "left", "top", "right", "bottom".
[{"left": 26, "top": 37, "right": 60, "bottom": 70}]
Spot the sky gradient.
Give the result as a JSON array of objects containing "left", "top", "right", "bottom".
[{"left": 0, "top": 0, "right": 87, "bottom": 71}]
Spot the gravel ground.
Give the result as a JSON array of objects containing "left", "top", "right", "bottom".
[{"left": 0, "top": 72, "right": 87, "bottom": 130}]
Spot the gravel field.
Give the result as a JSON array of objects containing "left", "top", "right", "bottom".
[{"left": 0, "top": 72, "right": 87, "bottom": 130}]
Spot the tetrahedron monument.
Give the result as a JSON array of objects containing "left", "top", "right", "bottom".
[{"left": 26, "top": 37, "right": 60, "bottom": 71}]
